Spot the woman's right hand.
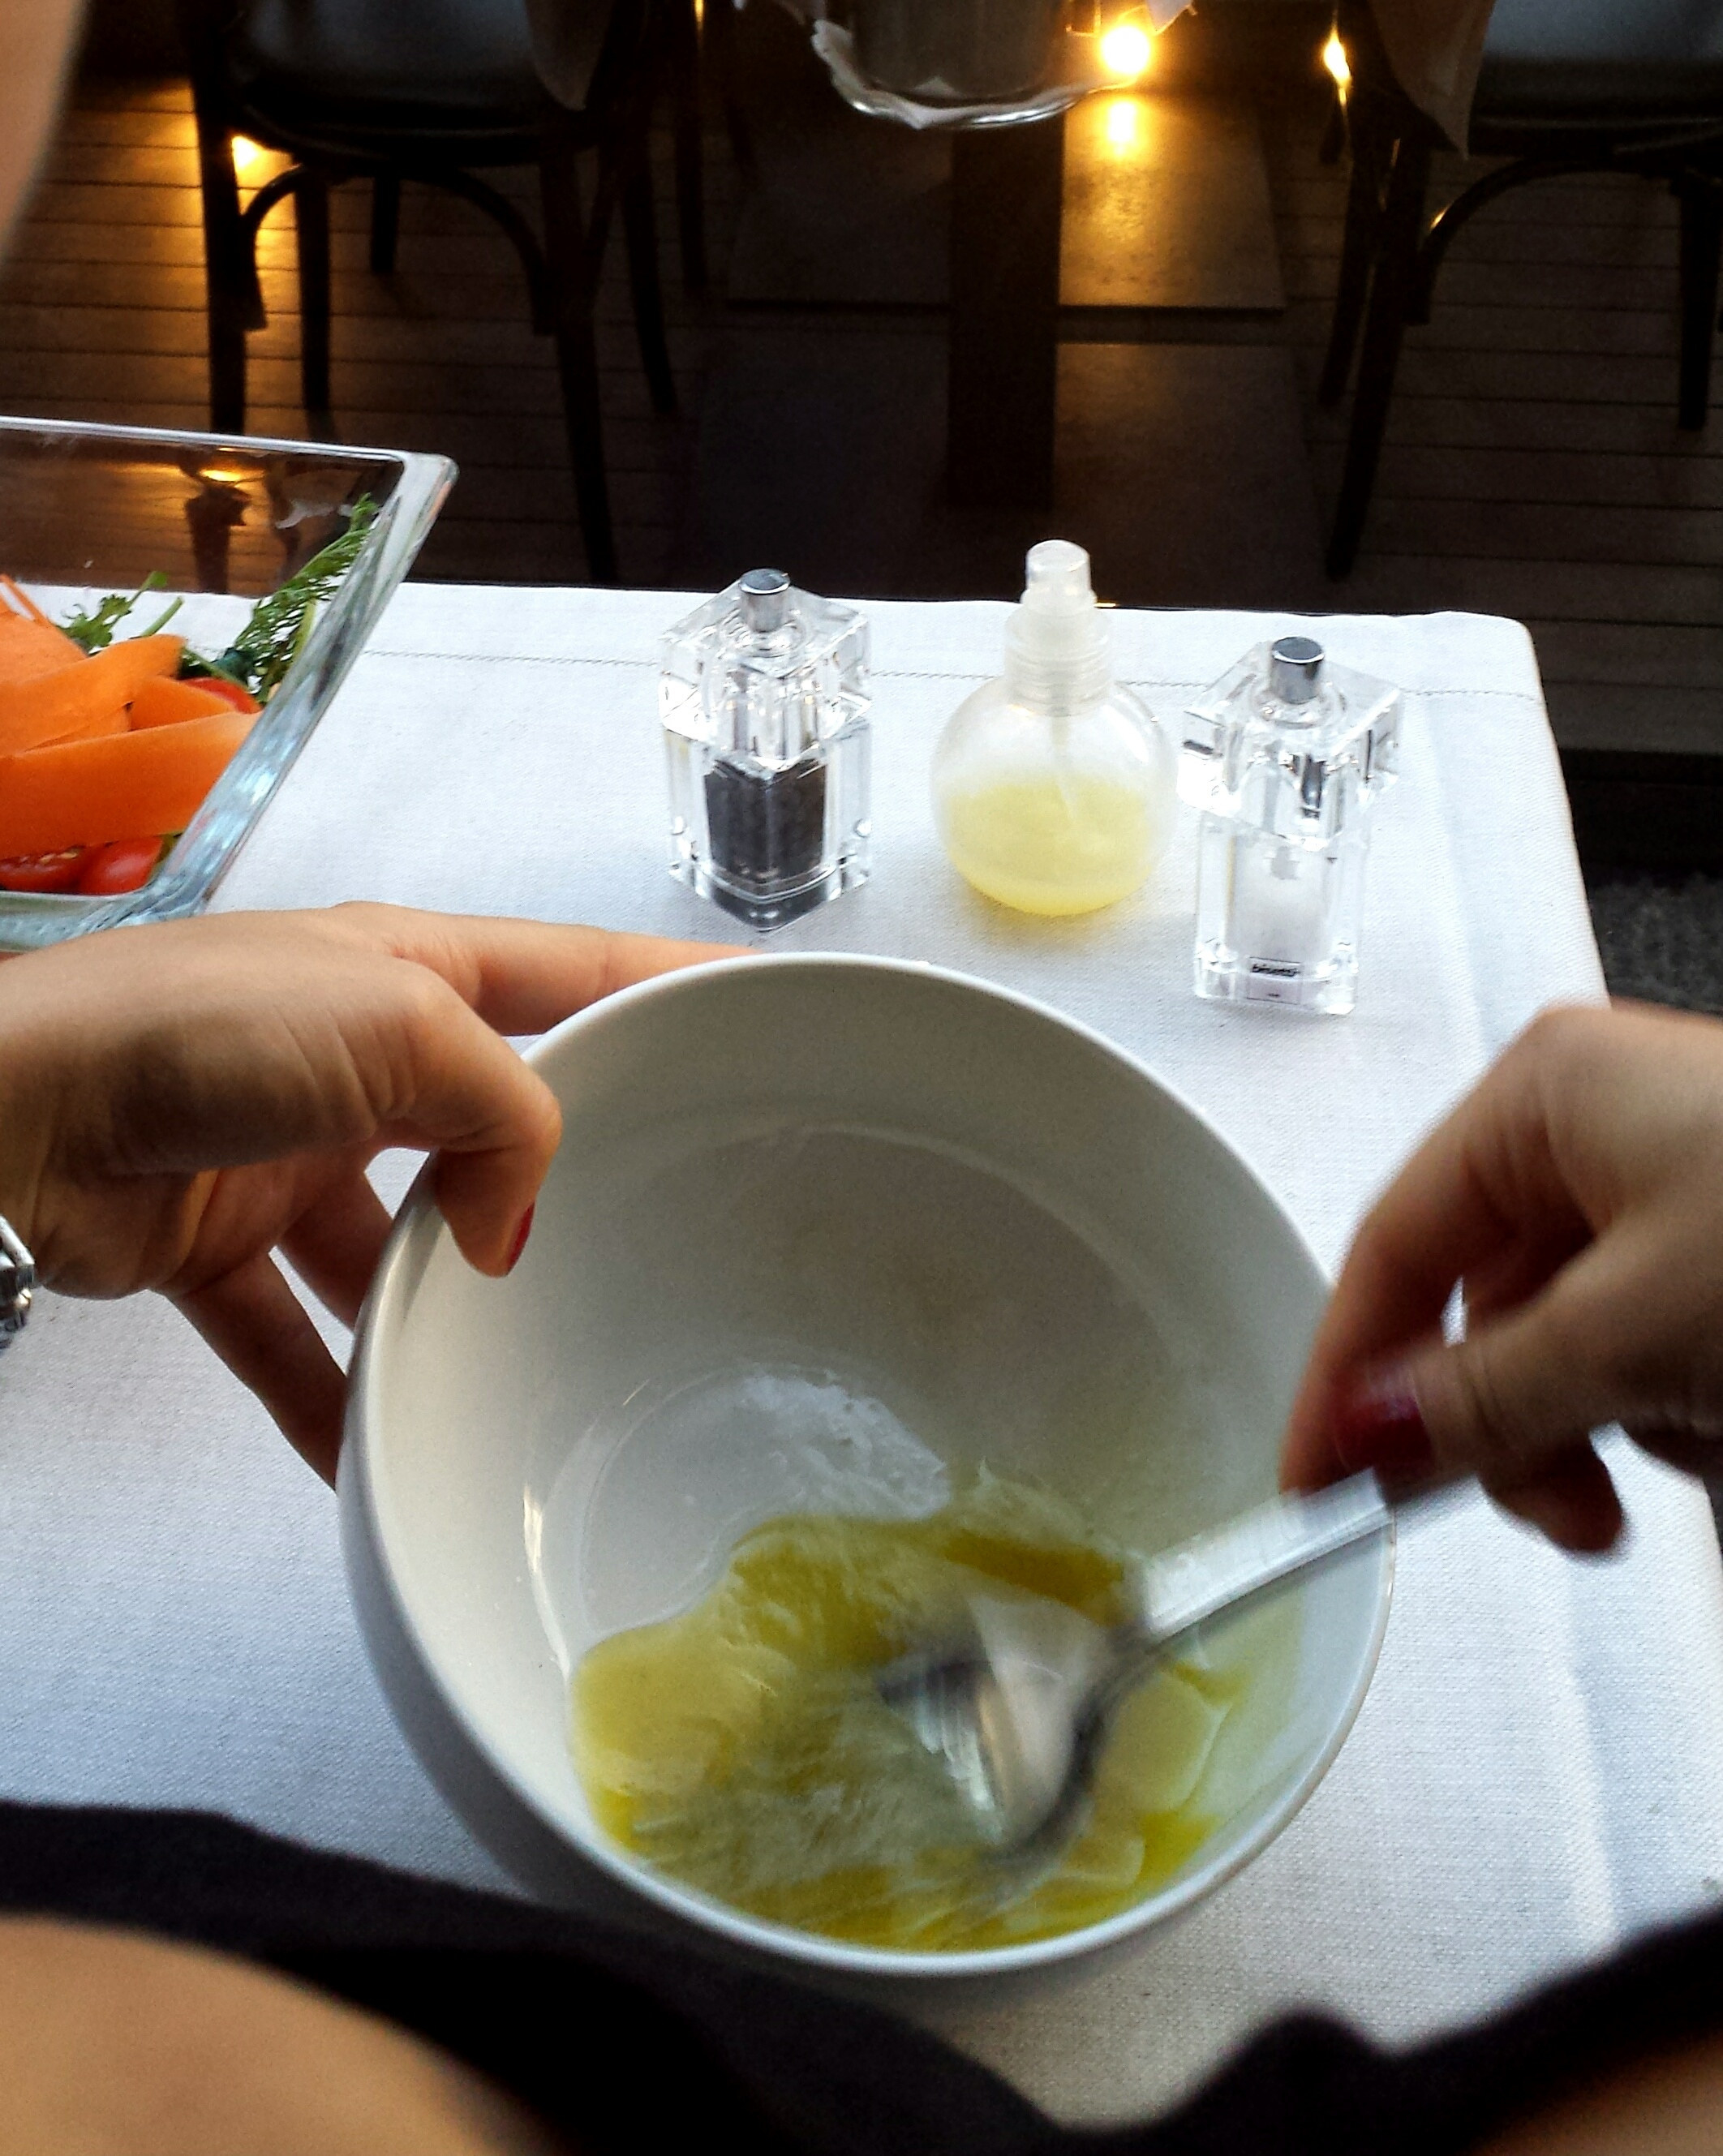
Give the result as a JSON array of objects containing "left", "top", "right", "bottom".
[{"left": 1280, "top": 1001, "right": 1723, "bottom": 1552}]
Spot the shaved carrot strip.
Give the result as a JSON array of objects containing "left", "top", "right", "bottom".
[
  {"left": 0, "top": 708, "right": 252, "bottom": 855},
  {"left": 0, "top": 633, "right": 182, "bottom": 757},
  {"left": 53, "top": 701, "right": 129, "bottom": 745},
  {"left": 0, "top": 616, "right": 87, "bottom": 686},
  {"left": 0, "top": 575, "right": 54, "bottom": 628},
  {"left": 128, "top": 674, "right": 234, "bottom": 730}
]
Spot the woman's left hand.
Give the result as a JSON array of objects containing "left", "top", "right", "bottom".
[{"left": 0, "top": 904, "right": 728, "bottom": 1479}]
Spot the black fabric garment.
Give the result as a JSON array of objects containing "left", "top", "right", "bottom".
[
  {"left": 0, "top": 1802, "right": 1042, "bottom": 2156},
  {"left": 2, "top": 1799, "right": 1721, "bottom": 2154}
]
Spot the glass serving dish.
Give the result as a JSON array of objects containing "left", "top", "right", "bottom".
[
  {"left": 810, "top": 19, "right": 1111, "bottom": 128},
  {"left": 0, "top": 416, "right": 452, "bottom": 951}
]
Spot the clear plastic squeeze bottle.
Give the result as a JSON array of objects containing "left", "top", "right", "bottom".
[{"left": 930, "top": 542, "right": 1175, "bottom": 917}]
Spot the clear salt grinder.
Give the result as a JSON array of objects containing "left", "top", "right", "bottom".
[
  {"left": 660, "top": 569, "right": 871, "bottom": 930},
  {"left": 1189, "top": 634, "right": 1399, "bottom": 1016}
]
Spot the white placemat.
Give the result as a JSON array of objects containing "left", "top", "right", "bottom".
[{"left": 4, "top": 585, "right": 1721, "bottom": 2126}]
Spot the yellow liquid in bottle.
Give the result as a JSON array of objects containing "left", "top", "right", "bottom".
[
  {"left": 572, "top": 1472, "right": 1250, "bottom": 1952},
  {"left": 939, "top": 775, "right": 1157, "bottom": 917}
]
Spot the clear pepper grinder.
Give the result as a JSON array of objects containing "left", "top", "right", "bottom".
[
  {"left": 1192, "top": 634, "right": 1400, "bottom": 1015},
  {"left": 660, "top": 569, "right": 871, "bottom": 931}
]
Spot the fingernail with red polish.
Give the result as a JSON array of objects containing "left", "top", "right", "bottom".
[
  {"left": 1332, "top": 1371, "right": 1435, "bottom": 1483},
  {"left": 505, "top": 1204, "right": 535, "bottom": 1274}
]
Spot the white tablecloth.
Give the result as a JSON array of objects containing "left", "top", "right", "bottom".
[{"left": 6, "top": 586, "right": 1723, "bottom": 2126}]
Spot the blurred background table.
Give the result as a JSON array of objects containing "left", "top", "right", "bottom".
[{"left": 6, "top": 584, "right": 1723, "bottom": 2126}]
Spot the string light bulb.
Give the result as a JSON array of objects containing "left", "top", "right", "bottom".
[
  {"left": 1100, "top": 18, "right": 1153, "bottom": 81},
  {"left": 230, "top": 135, "right": 266, "bottom": 178},
  {"left": 1321, "top": 32, "right": 1351, "bottom": 88}
]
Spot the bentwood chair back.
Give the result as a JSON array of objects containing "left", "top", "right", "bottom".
[
  {"left": 1321, "top": 0, "right": 1723, "bottom": 576},
  {"left": 178, "top": 0, "right": 700, "bottom": 582}
]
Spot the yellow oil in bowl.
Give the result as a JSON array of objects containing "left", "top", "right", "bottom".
[{"left": 572, "top": 1471, "right": 1258, "bottom": 1952}]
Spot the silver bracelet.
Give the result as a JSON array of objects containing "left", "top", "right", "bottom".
[{"left": 0, "top": 1216, "right": 32, "bottom": 1351}]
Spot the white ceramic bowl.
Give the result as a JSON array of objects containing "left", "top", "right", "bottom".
[{"left": 342, "top": 956, "right": 1390, "bottom": 1988}]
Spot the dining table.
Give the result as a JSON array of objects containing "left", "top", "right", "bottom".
[
  {"left": 6, "top": 582, "right": 1723, "bottom": 2128},
  {"left": 830, "top": 0, "right": 1494, "bottom": 508}
]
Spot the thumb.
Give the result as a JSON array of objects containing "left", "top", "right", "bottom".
[
  {"left": 1341, "top": 1240, "right": 1650, "bottom": 1551},
  {"left": 1407, "top": 1330, "right": 1626, "bottom": 1551},
  {"left": 1409, "top": 1291, "right": 1622, "bottom": 1487}
]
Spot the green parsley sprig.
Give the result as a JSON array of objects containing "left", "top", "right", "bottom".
[
  {"left": 204, "top": 496, "right": 379, "bottom": 702},
  {"left": 62, "top": 571, "right": 183, "bottom": 655}
]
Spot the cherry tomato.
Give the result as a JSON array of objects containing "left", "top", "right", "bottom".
[
  {"left": 75, "top": 837, "right": 164, "bottom": 895},
  {"left": 0, "top": 848, "right": 89, "bottom": 893},
  {"left": 185, "top": 673, "right": 260, "bottom": 715}
]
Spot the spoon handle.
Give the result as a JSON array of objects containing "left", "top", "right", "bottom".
[{"left": 1132, "top": 1471, "right": 1400, "bottom": 1646}]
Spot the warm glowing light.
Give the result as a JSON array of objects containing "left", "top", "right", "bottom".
[
  {"left": 1100, "top": 19, "right": 1153, "bottom": 80},
  {"left": 1103, "top": 95, "right": 1142, "bottom": 152},
  {"left": 196, "top": 461, "right": 253, "bottom": 487},
  {"left": 1322, "top": 32, "right": 1351, "bottom": 87},
  {"left": 231, "top": 135, "right": 267, "bottom": 178}
]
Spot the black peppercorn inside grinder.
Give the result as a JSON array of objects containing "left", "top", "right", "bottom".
[{"left": 659, "top": 567, "right": 874, "bottom": 931}]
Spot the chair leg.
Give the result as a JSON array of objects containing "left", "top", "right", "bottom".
[
  {"left": 370, "top": 171, "right": 401, "bottom": 275},
  {"left": 703, "top": 0, "right": 756, "bottom": 183},
  {"left": 539, "top": 117, "right": 620, "bottom": 584},
  {"left": 189, "top": 93, "right": 257, "bottom": 433},
  {"left": 294, "top": 168, "right": 335, "bottom": 432},
  {"left": 1318, "top": 89, "right": 1347, "bottom": 166},
  {"left": 1676, "top": 174, "right": 1722, "bottom": 432},
  {"left": 621, "top": 144, "right": 678, "bottom": 415},
  {"left": 668, "top": 0, "right": 707, "bottom": 293},
  {"left": 1319, "top": 92, "right": 1390, "bottom": 409},
  {"left": 1327, "top": 127, "right": 1431, "bottom": 578}
]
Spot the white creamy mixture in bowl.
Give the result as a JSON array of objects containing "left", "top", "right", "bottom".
[{"left": 342, "top": 956, "right": 1390, "bottom": 1992}]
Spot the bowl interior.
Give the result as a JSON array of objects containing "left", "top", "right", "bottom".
[{"left": 357, "top": 957, "right": 1386, "bottom": 1973}]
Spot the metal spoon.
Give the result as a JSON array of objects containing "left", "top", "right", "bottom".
[{"left": 879, "top": 1471, "right": 1414, "bottom": 1859}]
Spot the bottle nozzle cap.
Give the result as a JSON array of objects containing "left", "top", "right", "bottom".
[
  {"left": 1005, "top": 540, "right": 1111, "bottom": 710},
  {"left": 1269, "top": 634, "right": 1325, "bottom": 704},
  {"left": 1022, "top": 539, "right": 1095, "bottom": 612}
]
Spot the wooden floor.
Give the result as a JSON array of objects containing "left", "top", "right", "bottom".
[
  {"left": 0, "top": 73, "right": 709, "bottom": 587},
  {"left": 2, "top": 9, "right": 1721, "bottom": 758},
  {"left": 1274, "top": 121, "right": 1723, "bottom": 758}
]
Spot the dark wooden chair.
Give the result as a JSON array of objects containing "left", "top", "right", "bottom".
[
  {"left": 178, "top": 0, "right": 696, "bottom": 582},
  {"left": 1321, "top": 0, "right": 1723, "bottom": 577}
]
